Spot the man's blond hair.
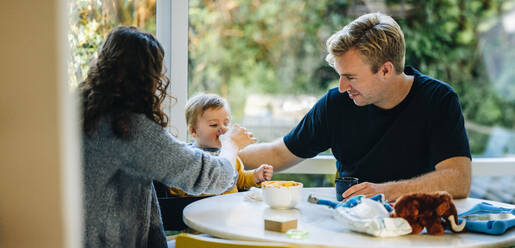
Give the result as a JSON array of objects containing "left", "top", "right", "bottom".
[
  {"left": 326, "top": 12, "right": 405, "bottom": 74},
  {"left": 185, "top": 93, "right": 230, "bottom": 128}
]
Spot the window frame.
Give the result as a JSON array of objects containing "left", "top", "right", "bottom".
[
  {"left": 157, "top": 0, "right": 189, "bottom": 141},
  {"left": 157, "top": 0, "right": 515, "bottom": 176}
]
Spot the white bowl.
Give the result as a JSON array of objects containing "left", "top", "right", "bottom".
[{"left": 262, "top": 181, "right": 303, "bottom": 209}]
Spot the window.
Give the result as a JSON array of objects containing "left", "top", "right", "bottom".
[
  {"left": 188, "top": 0, "right": 334, "bottom": 145},
  {"left": 187, "top": 0, "right": 340, "bottom": 186},
  {"left": 186, "top": 0, "right": 515, "bottom": 201},
  {"left": 70, "top": 0, "right": 515, "bottom": 203},
  {"left": 187, "top": 0, "right": 515, "bottom": 158}
]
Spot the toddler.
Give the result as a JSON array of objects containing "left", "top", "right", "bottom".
[{"left": 169, "top": 93, "right": 273, "bottom": 196}]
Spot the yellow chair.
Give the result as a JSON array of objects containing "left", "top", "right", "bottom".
[{"left": 174, "top": 233, "right": 298, "bottom": 248}]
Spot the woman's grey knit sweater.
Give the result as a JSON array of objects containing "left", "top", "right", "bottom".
[{"left": 82, "top": 114, "right": 237, "bottom": 247}]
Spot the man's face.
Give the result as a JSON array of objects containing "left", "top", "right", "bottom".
[
  {"left": 190, "top": 107, "right": 230, "bottom": 148},
  {"left": 333, "top": 49, "right": 387, "bottom": 107}
]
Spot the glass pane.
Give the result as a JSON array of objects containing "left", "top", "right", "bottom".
[
  {"left": 188, "top": 0, "right": 337, "bottom": 146},
  {"left": 188, "top": 0, "right": 515, "bottom": 157},
  {"left": 69, "top": 0, "right": 156, "bottom": 88},
  {"left": 189, "top": 0, "right": 515, "bottom": 203}
]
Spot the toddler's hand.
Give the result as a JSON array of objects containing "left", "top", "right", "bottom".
[
  {"left": 254, "top": 164, "right": 273, "bottom": 184},
  {"left": 220, "top": 124, "right": 257, "bottom": 150}
]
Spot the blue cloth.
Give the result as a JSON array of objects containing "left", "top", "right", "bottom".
[
  {"left": 315, "top": 194, "right": 393, "bottom": 212},
  {"left": 459, "top": 202, "right": 515, "bottom": 235},
  {"left": 283, "top": 66, "right": 471, "bottom": 183}
]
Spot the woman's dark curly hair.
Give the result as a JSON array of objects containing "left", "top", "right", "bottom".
[{"left": 80, "top": 26, "right": 169, "bottom": 138}]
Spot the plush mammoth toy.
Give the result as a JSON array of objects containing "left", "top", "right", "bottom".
[{"left": 390, "top": 191, "right": 466, "bottom": 235}]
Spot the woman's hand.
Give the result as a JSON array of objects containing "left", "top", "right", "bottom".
[{"left": 220, "top": 124, "right": 257, "bottom": 150}]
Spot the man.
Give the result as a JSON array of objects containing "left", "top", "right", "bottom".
[{"left": 239, "top": 12, "right": 471, "bottom": 201}]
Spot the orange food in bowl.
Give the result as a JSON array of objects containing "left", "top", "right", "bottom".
[
  {"left": 262, "top": 181, "right": 301, "bottom": 188},
  {"left": 262, "top": 181, "right": 303, "bottom": 209}
]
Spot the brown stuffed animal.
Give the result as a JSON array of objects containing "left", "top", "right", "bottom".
[{"left": 390, "top": 191, "right": 466, "bottom": 235}]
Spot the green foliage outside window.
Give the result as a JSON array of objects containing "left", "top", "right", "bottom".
[
  {"left": 69, "top": 0, "right": 156, "bottom": 88},
  {"left": 69, "top": 0, "right": 515, "bottom": 201},
  {"left": 189, "top": 0, "right": 515, "bottom": 156},
  {"left": 69, "top": 0, "right": 515, "bottom": 155}
]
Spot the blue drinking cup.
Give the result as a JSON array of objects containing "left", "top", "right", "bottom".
[{"left": 335, "top": 177, "right": 358, "bottom": 201}]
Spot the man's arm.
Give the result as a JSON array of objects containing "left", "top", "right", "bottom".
[
  {"left": 238, "top": 138, "right": 304, "bottom": 171},
  {"left": 343, "top": 156, "right": 471, "bottom": 201}
]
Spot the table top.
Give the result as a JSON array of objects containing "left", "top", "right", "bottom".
[{"left": 183, "top": 187, "right": 515, "bottom": 248}]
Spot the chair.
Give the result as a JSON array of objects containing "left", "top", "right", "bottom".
[
  {"left": 154, "top": 181, "right": 212, "bottom": 230},
  {"left": 174, "top": 233, "right": 298, "bottom": 248}
]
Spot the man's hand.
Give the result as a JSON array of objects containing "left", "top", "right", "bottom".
[
  {"left": 341, "top": 156, "right": 471, "bottom": 202},
  {"left": 343, "top": 182, "right": 389, "bottom": 200},
  {"left": 254, "top": 164, "right": 274, "bottom": 183}
]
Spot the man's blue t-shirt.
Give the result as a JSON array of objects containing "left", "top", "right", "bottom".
[{"left": 283, "top": 66, "right": 471, "bottom": 183}]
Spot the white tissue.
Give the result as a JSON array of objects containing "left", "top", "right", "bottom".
[{"left": 333, "top": 198, "right": 412, "bottom": 237}]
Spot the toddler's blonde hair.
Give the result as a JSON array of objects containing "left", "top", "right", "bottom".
[{"left": 185, "top": 93, "right": 230, "bottom": 128}]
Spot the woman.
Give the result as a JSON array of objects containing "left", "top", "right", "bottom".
[{"left": 80, "top": 26, "right": 255, "bottom": 247}]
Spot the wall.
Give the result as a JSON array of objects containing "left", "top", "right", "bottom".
[{"left": 0, "top": 1, "right": 78, "bottom": 247}]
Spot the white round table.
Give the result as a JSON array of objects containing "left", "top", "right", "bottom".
[{"left": 183, "top": 187, "right": 515, "bottom": 247}]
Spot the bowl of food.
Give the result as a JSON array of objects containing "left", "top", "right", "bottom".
[{"left": 262, "top": 181, "right": 303, "bottom": 209}]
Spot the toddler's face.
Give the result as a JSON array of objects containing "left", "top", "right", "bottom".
[{"left": 191, "top": 107, "right": 230, "bottom": 148}]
